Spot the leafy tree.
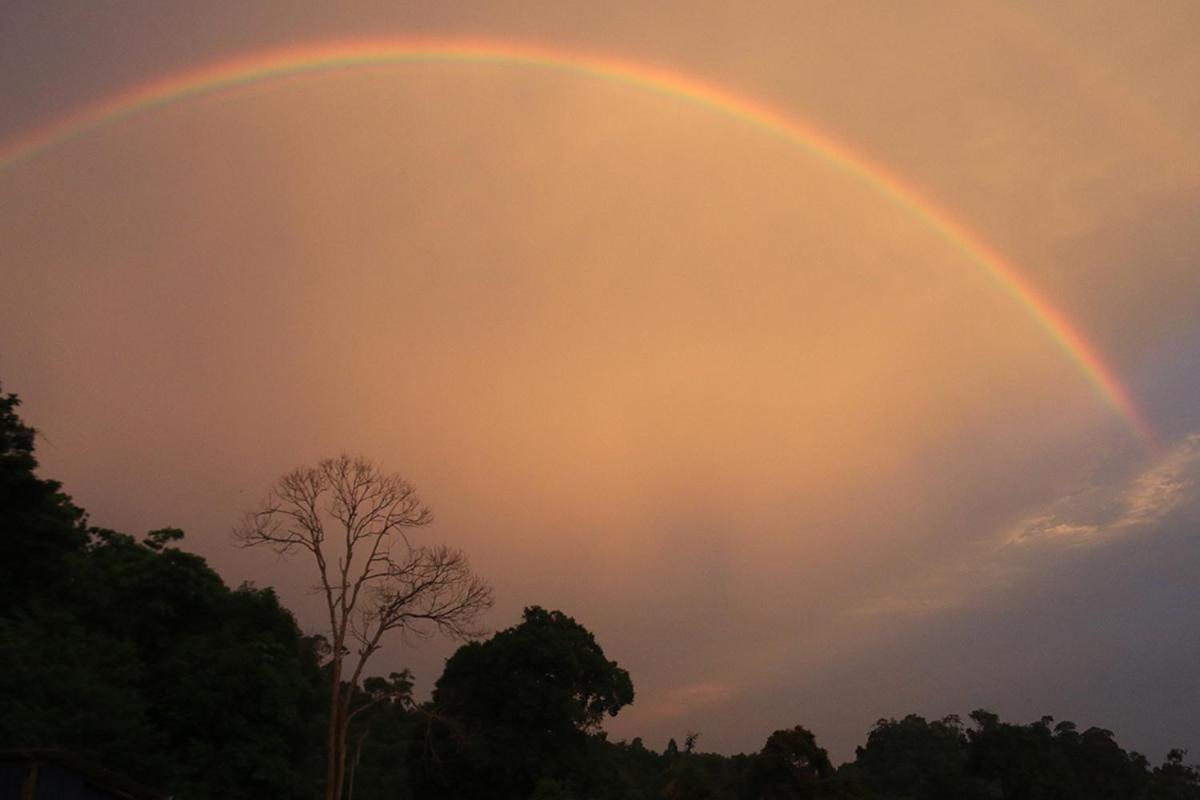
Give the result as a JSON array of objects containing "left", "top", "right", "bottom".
[
  {"left": 0, "top": 387, "right": 87, "bottom": 613},
  {"left": 0, "top": 529, "right": 327, "bottom": 798},
  {"left": 237, "top": 455, "right": 493, "bottom": 800},
  {"left": 555, "top": 735, "right": 666, "bottom": 800},
  {"left": 850, "top": 714, "right": 983, "bottom": 799},
  {"left": 966, "top": 710, "right": 1078, "bottom": 799},
  {"left": 661, "top": 749, "right": 750, "bottom": 800},
  {"left": 1145, "top": 749, "right": 1200, "bottom": 800},
  {"left": 1053, "top": 721, "right": 1149, "bottom": 800},
  {"left": 417, "top": 606, "right": 633, "bottom": 798},
  {"left": 8, "top": 381, "right": 1200, "bottom": 800},
  {"left": 747, "top": 725, "right": 833, "bottom": 800},
  {"left": 662, "top": 757, "right": 720, "bottom": 800},
  {"left": 434, "top": 606, "right": 633, "bottom": 736},
  {"left": 341, "top": 671, "right": 418, "bottom": 800},
  {"left": 0, "top": 385, "right": 326, "bottom": 798},
  {"left": 0, "top": 608, "right": 158, "bottom": 769},
  {"left": 964, "top": 710, "right": 1153, "bottom": 800}
]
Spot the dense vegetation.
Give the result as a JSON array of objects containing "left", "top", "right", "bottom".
[{"left": 2, "top": 384, "right": 1197, "bottom": 799}]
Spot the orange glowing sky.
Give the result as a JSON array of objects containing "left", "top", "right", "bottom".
[{"left": 2, "top": 0, "right": 1199, "bottom": 761}]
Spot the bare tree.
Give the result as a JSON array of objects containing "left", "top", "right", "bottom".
[{"left": 236, "top": 455, "right": 493, "bottom": 800}]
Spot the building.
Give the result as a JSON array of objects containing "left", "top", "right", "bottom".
[{"left": 0, "top": 750, "right": 168, "bottom": 800}]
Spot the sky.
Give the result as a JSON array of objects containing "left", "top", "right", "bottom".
[{"left": 2, "top": 1, "right": 1199, "bottom": 763}]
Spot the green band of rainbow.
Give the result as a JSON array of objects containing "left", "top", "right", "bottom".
[{"left": 0, "top": 38, "right": 1154, "bottom": 444}]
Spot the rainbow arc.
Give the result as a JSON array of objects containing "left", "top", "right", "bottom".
[{"left": 0, "top": 38, "right": 1155, "bottom": 444}]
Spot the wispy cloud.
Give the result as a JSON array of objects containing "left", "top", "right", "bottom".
[
  {"left": 1007, "top": 518, "right": 1099, "bottom": 543},
  {"left": 1007, "top": 434, "right": 1200, "bottom": 545},
  {"left": 849, "top": 434, "right": 1200, "bottom": 620}
]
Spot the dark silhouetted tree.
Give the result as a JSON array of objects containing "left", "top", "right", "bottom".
[
  {"left": 964, "top": 710, "right": 1157, "bottom": 800},
  {"left": 0, "top": 387, "right": 87, "bottom": 613},
  {"left": 850, "top": 714, "right": 983, "bottom": 799},
  {"left": 1145, "top": 749, "right": 1200, "bottom": 800},
  {"left": 417, "top": 606, "right": 633, "bottom": 799},
  {"left": 747, "top": 725, "right": 833, "bottom": 800},
  {"left": 0, "top": 385, "right": 327, "bottom": 796}
]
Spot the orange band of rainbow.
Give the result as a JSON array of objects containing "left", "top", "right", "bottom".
[{"left": 0, "top": 38, "right": 1154, "bottom": 444}]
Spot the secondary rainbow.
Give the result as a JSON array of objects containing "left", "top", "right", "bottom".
[{"left": 0, "top": 38, "right": 1155, "bottom": 443}]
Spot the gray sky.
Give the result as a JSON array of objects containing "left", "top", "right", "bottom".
[{"left": 2, "top": 1, "right": 1198, "bottom": 762}]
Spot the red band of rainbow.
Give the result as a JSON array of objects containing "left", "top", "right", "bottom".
[{"left": 0, "top": 38, "right": 1155, "bottom": 444}]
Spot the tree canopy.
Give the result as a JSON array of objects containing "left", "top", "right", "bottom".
[
  {"left": 0, "top": 389, "right": 87, "bottom": 614},
  {"left": 2, "top": 381, "right": 1199, "bottom": 800},
  {"left": 415, "top": 606, "right": 635, "bottom": 799},
  {"left": 434, "top": 605, "right": 633, "bottom": 734},
  {"left": 0, "top": 386, "right": 325, "bottom": 798}
]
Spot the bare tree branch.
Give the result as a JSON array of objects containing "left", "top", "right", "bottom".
[{"left": 235, "top": 454, "right": 492, "bottom": 800}]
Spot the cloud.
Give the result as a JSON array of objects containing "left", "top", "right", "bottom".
[
  {"left": 4, "top": 0, "right": 1199, "bottom": 762},
  {"left": 1118, "top": 438, "right": 1197, "bottom": 526},
  {"left": 1008, "top": 434, "right": 1200, "bottom": 545},
  {"left": 847, "top": 433, "right": 1200, "bottom": 621},
  {"left": 1007, "top": 517, "right": 1099, "bottom": 543}
]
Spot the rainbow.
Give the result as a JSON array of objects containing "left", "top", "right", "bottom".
[{"left": 0, "top": 38, "right": 1155, "bottom": 443}]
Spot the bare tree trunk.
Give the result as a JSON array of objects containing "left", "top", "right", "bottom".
[
  {"left": 324, "top": 659, "right": 343, "bottom": 800},
  {"left": 335, "top": 691, "right": 351, "bottom": 800},
  {"left": 347, "top": 729, "right": 366, "bottom": 800}
]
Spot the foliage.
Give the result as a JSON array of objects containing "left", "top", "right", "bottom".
[
  {"left": 0, "top": 389, "right": 87, "bottom": 614},
  {"left": 3, "top": 382, "right": 1200, "bottom": 800},
  {"left": 0, "top": 384, "right": 324, "bottom": 798},
  {"left": 415, "top": 606, "right": 634, "bottom": 799},
  {"left": 848, "top": 714, "right": 982, "bottom": 799},
  {"left": 1145, "top": 749, "right": 1200, "bottom": 800},
  {"left": 434, "top": 606, "right": 633, "bottom": 734},
  {"left": 747, "top": 725, "right": 835, "bottom": 799},
  {"left": 965, "top": 710, "right": 1156, "bottom": 800}
]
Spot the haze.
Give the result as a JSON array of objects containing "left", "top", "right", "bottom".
[{"left": 2, "top": 1, "right": 1198, "bottom": 762}]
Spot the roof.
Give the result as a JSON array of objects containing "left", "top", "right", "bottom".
[{"left": 0, "top": 749, "right": 170, "bottom": 800}]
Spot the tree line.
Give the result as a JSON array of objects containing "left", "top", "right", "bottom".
[{"left": 1, "top": 383, "right": 1197, "bottom": 799}]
